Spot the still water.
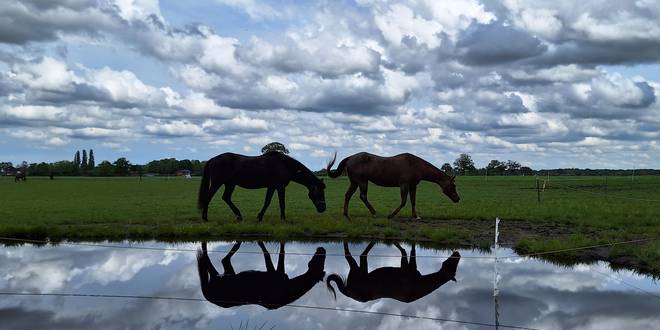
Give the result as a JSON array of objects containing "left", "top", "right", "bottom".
[{"left": 1, "top": 240, "right": 658, "bottom": 330}]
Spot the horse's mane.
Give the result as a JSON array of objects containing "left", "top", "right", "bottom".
[{"left": 265, "top": 151, "right": 323, "bottom": 186}]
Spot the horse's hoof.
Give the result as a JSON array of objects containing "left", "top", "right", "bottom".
[
  {"left": 236, "top": 216, "right": 243, "bottom": 221},
  {"left": 413, "top": 216, "right": 422, "bottom": 221}
]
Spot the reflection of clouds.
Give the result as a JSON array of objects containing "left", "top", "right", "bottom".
[{"left": 0, "top": 242, "right": 658, "bottom": 330}]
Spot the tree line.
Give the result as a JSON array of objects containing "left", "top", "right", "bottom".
[{"left": 2, "top": 148, "right": 658, "bottom": 177}]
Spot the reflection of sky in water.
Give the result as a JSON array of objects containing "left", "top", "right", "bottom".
[{"left": 1, "top": 241, "right": 659, "bottom": 330}]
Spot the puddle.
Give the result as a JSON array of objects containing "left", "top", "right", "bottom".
[{"left": 1, "top": 241, "right": 658, "bottom": 329}]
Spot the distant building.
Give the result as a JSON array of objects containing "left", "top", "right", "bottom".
[{"left": 175, "top": 169, "right": 191, "bottom": 177}]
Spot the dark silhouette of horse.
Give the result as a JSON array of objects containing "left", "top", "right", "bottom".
[
  {"left": 198, "top": 152, "right": 326, "bottom": 221},
  {"left": 326, "top": 152, "right": 459, "bottom": 220},
  {"left": 326, "top": 242, "right": 460, "bottom": 303},
  {"left": 197, "top": 241, "right": 326, "bottom": 309},
  {"left": 14, "top": 171, "right": 26, "bottom": 182}
]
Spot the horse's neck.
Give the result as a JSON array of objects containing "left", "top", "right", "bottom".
[
  {"left": 283, "top": 269, "right": 322, "bottom": 299},
  {"left": 292, "top": 168, "right": 315, "bottom": 188},
  {"left": 423, "top": 166, "right": 450, "bottom": 186}
]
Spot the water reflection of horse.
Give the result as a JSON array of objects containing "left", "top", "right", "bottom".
[
  {"left": 14, "top": 171, "right": 26, "bottom": 182},
  {"left": 198, "top": 152, "right": 326, "bottom": 222},
  {"left": 326, "top": 152, "right": 459, "bottom": 220},
  {"left": 197, "top": 241, "right": 326, "bottom": 309},
  {"left": 326, "top": 242, "right": 460, "bottom": 303}
]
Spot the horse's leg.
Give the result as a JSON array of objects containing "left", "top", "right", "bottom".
[
  {"left": 258, "top": 241, "right": 275, "bottom": 272},
  {"left": 222, "top": 184, "right": 242, "bottom": 221},
  {"left": 394, "top": 242, "right": 409, "bottom": 269},
  {"left": 257, "top": 187, "right": 275, "bottom": 222},
  {"left": 343, "top": 181, "right": 358, "bottom": 220},
  {"left": 203, "top": 182, "right": 223, "bottom": 221},
  {"left": 343, "top": 242, "right": 358, "bottom": 270},
  {"left": 410, "top": 184, "right": 421, "bottom": 220},
  {"left": 276, "top": 242, "right": 285, "bottom": 273},
  {"left": 409, "top": 243, "right": 417, "bottom": 273},
  {"left": 358, "top": 182, "right": 377, "bottom": 216},
  {"left": 276, "top": 187, "right": 286, "bottom": 220},
  {"left": 359, "top": 242, "right": 375, "bottom": 273},
  {"left": 388, "top": 184, "right": 409, "bottom": 219},
  {"left": 221, "top": 242, "right": 241, "bottom": 275}
]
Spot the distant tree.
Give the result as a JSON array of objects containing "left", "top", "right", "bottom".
[
  {"left": 506, "top": 160, "right": 521, "bottom": 175},
  {"left": 20, "top": 161, "right": 28, "bottom": 169},
  {"left": 96, "top": 161, "right": 115, "bottom": 176},
  {"left": 81, "top": 150, "right": 88, "bottom": 169},
  {"left": 441, "top": 163, "right": 453, "bottom": 175},
  {"left": 113, "top": 157, "right": 131, "bottom": 176},
  {"left": 88, "top": 149, "right": 95, "bottom": 169},
  {"left": 453, "top": 153, "right": 476, "bottom": 175},
  {"left": 73, "top": 150, "right": 81, "bottom": 174},
  {"left": 520, "top": 166, "right": 533, "bottom": 176},
  {"left": 261, "top": 142, "right": 289, "bottom": 154},
  {"left": 0, "top": 162, "right": 13, "bottom": 174},
  {"left": 486, "top": 160, "right": 507, "bottom": 175}
]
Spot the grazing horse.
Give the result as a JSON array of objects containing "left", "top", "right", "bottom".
[
  {"left": 197, "top": 241, "right": 326, "bottom": 309},
  {"left": 326, "top": 152, "right": 459, "bottom": 220},
  {"left": 14, "top": 171, "right": 26, "bottom": 182},
  {"left": 326, "top": 242, "right": 460, "bottom": 303},
  {"left": 198, "top": 152, "right": 326, "bottom": 221}
]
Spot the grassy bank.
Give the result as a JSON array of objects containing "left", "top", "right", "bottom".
[{"left": 1, "top": 175, "right": 659, "bottom": 272}]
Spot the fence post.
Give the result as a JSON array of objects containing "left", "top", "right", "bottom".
[{"left": 536, "top": 175, "right": 541, "bottom": 203}]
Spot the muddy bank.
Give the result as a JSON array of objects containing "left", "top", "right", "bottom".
[{"left": 393, "top": 218, "right": 658, "bottom": 277}]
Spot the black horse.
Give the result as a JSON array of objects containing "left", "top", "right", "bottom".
[
  {"left": 14, "top": 171, "right": 26, "bottom": 182},
  {"left": 198, "top": 152, "right": 326, "bottom": 221},
  {"left": 197, "top": 241, "right": 326, "bottom": 309}
]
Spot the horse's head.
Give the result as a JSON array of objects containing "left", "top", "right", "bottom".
[
  {"left": 442, "top": 176, "right": 460, "bottom": 203},
  {"left": 307, "top": 247, "right": 327, "bottom": 281},
  {"left": 308, "top": 180, "right": 327, "bottom": 213}
]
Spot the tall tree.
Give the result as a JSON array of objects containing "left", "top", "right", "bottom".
[
  {"left": 74, "top": 151, "right": 81, "bottom": 168},
  {"left": 486, "top": 160, "right": 507, "bottom": 175},
  {"left": 113, "top": 157, "right": 131, "bottom": 176},
  {"left": 261, "top": 142, "right": 289, "bottom": 154},
  {"left": 453, "top": 153, "right": 476, "bottom": 175},
  {"left": 81, "top": 150, "right": 88, "bottom": 169},
  {"left": 441, "top": 163, "right": 453, "bottom": 174},
  {"left": 506, "top": 160, "right": 521, "bottom": 175},
  {"left": 88, "top": 149, "right": 95, "bottom": 169}
]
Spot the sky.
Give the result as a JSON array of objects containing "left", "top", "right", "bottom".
[{"left": 1, "top": 0, "right": 660, "bottom": 170}]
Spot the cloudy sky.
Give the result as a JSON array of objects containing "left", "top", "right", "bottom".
[{"left": 1, "top": 0, "right": 660, "bottom": 169}]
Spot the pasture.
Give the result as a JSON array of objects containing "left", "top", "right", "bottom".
[{"left": 1, "top": 175, "right": 659, "bottom": 273}]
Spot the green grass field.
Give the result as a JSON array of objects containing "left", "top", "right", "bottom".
[{"left": 1, "top": 175, "right": 659, "bottom": 272}]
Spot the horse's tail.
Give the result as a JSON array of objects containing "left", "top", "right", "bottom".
[
  {"left": 326, "top": 273, "right": 347, "bottom": 299},
  {"left": 326, "top": 153, "right": 348, "bottom": 178},
  {"left": 197, "top": 161, "right": 211, "bottom": 211}
]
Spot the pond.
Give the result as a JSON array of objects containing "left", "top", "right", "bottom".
[{"left": 1, "top": 240, "right": 659, "bottom": 329}]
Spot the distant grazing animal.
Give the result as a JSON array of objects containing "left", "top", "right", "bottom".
[
  {"left": 14, "top": 171, "right": 26, "bottom": 182},
  {"left": 326, "top": 152, "right": 459, "bottom": 220},
  {"left": 326, "top": 242, "right": 460, "bottom": 303},
  {"left": 198, "top": 152, "right": 326, "bottom": 222},
  {"left": 197, "top": 241, "right": 326, "bottom": 309}
]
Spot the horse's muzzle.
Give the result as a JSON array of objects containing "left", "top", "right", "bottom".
[{"left": 316, "top": 202, "right": 326, "bottom": 213}]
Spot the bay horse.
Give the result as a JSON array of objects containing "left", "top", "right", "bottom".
[
  {"left": 198, "top": 151, "right": 326, "bottom": 221},
  {"left": 326, "top": 242, "right": 460, "bottom": 303},
  {"left": 326, "top": 152, "right": 459, "bottom": 220},
  {"left": 197, "top": 241, "right": 326, "bottom": 309},
  {"left": 14, "top": 171, "right": 26, "bottom": 182}
]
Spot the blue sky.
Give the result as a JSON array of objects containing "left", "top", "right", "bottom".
[{"left": 1, "top": 0, "right": 660, "bottom": 169}]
